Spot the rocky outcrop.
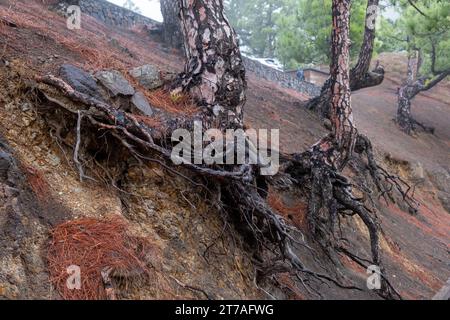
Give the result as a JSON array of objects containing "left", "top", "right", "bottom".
[
  {"left": 129, "top": 64, "right": 163, "bottom": 90},
  {"left": 57, "top": 64, "right": 158, "bottom": 117},
  {"left": 59, "top": 64, "right": 103, "bottom": 100},
  {"left": 160, "top": 0, "right": 184, "bottom": 50},
  {"left": 95, "top": 70, "right": 135, "bottom": 97},
  {"left": 131, "top": 91, "right": 154, "bottom": 116}
]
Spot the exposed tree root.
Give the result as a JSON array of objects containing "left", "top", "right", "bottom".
[
  {"left": 396, "top": 59, "right": 449, "bottom": 135},
  {"left": 354, "top": 134, "right": 419, "bottom": 213},
  {"left": 32, "top": 75, "right": 411, "bottom": 299},
  {"left": 285, "top": 136, "right": 404, "bottom": 299},
  {"left": 411, "top": 119, "right": 435, "bottom": 134},
  {"left": 396, "top": 113, "right": 435, "bottom": 135}
]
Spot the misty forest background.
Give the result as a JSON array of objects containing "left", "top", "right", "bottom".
[{"left": 124, "top": 0, "right": 449, "bottom": 73}]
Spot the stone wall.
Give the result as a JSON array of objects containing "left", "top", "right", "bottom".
[
  {"left": 242, "top": 57, "right": 321, "bottom": 97},
  {"left": 78, "top": 0, "right": 160, "bottom": 29}
]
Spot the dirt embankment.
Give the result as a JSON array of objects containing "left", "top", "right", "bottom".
[
  {"left": 0, "top": 1, "right": 262, "bottom": 300},
  {"left": 0, "top": 63, "right": 262, "bottom": 300},
  {"left": 0, "top": 0, "right": 448, "bottom": 299}
]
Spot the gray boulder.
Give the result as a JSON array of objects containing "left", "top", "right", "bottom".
[
  {"left": 131, "top": 92, "right": 154, "bottom": 116},
  {"left": 95, "top": 70, "right": 135, "bottom": 97},
  {"left": 129, "top": 64, "right": 163, "bottom": 90},
  {"left": 59, "top": 64, "right": 102, "bottom": 99}
]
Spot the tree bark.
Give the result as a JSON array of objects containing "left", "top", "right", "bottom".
[
  {"left": 396, "top": 47, "right": 421, "bottom": 134},
  {"left": 160, "top": 0, "right": 184, "bottom": 50},
  {"left": 303, "top": 1, "right": 356, "bottom": 241},
  {"left": 396, "top": 50, "right": 418, "bottom": 134},
  {"left": 311, "top": 0, "right": 356, "bottom": 170},
  {"left": 307, "top": 0, "right": 384, "bottom": 118},
  {"left": 175, "top": 0, "right": 247, "bottom": 130},
  {"left": 349, "top": 0, "right": 384, "bottom": 90},
  {"left": 329, "top": 0, "right": 356, "bottom": 167},
  {"left": 395, "top": 43, "right": 450, "bottom": 134},
  {"left": 396, "top": 85, "right": 416, "bottom": 134},
  {"left": 396, "top": 66, "right": 450, "bottom": 134}
]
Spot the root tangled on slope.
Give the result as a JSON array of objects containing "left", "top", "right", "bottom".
[{"left": 33, "top": 74, "right": 415, "bottom": 300}]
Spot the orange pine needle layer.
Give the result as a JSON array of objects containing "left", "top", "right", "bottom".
[{"left": 47, "top": 216, "right": 151, "bottom": 300}]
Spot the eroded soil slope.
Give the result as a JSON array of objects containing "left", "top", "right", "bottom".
[{"left": 0, "top": 1, "right": 448, "bottom": 299}]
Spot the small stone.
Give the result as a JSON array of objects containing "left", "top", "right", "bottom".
[
  {"left": 95, "top": 70, "right": 135, "bottom": 97},
  {"left": 411, "top": 161, "right": 425, "bottom": 181},
  {"left": 131, "top": 91, "right": 154, "bottom": 116},
  {"left": 60, "top": 64, "right": 103, "bottom": 99},
  {"left": 129, "top": 64, "right": 163, "bottom": 90},
  {"left": 20, "top": 103, "right": 32, "bottom": 112},
  {"left": 323, "top": 119, "right": 332, "bottom": 131},
  {"left": 48, "top": 154, "right": 61, "bottom": 167},
  {"left": 22, "top": 117, "right": 32, "bottom": 127}
]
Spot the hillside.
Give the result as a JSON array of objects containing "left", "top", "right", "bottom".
[{"left": 0, "top": 0, "right": 449, "bottom": 300}]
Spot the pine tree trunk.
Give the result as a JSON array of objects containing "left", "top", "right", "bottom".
[
  {"left": 308, "top": 0, "right": 384, "bottom": 118},
  {"left": 350, "top": 0, "right": 384, "bottom": 90},
  {"left": 396, "top": 86, "right": 414, "bottom": 134},
  {"left": 396, "top": 49, "right": 416, "bottom": 133},
  {"left": 176, "top": 0, "right": 246, "bottom": 130},
  {"left": 160, "top": 0, "right": 183, "bottom": 49},
  {"left": 395, "top": 50, "right": 446, "bottom": 134},
  {"left": 306, "top": 0, "right": 357, "bottom": 248},
  {"left": 309, "top": 0, "right": 356, "bottom": 170},
  {"left": 329, "top": 0, "right": 356, "bottom": 167}
]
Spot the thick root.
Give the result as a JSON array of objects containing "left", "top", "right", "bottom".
[
  {"left": 34, "top": 75, "right": 406, "bottom": 299},
  {"left": 354, "top": 134, "right": 418, "bottom": 213}
]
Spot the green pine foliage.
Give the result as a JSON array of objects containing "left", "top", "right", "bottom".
[
  {"left": 226, "top": 0, "right": 449, "bottom": 72},
  {"left": 373, "top": 0, "right": 449, "bottom": 77},
  {"left": 226, "top": 0, "right": 367, "bottom": 68}
]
